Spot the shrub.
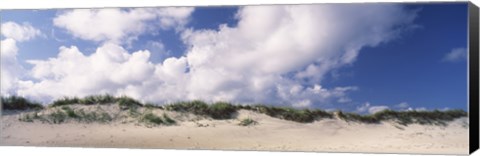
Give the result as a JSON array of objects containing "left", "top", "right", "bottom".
[
  {"left": 1, "top": 96, "right": 44, "bottom": 110},
  {"left": 238, "top": 118, "right": 258, "bottom": 126}
]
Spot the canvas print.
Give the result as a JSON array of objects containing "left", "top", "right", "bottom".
[{"left": 0, "top": 3, "right": 471, "bottom": 155}]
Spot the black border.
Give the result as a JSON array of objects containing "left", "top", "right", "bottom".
[{"left": 469, "top": 2, "right": 479, "bottom": 154}]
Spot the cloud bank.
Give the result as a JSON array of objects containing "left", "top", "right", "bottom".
[{"left": 4, "top": 4, "right": 418, "bottom": 109}]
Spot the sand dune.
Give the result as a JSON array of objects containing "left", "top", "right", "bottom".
[{"left": 0, "top": 105, "right": 469, "bottom": 155}]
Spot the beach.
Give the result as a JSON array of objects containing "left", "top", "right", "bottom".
[{"left": 0, "top": 107, "right": 469, "bottom": 155}]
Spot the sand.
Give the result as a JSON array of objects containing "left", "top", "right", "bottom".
[{"left": 0, "top": 108, "right": 469, "bottom": 155}]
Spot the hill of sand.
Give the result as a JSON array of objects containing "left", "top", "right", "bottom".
[{"left": 0, "top": 104, "right": 469, "bottom": 155}]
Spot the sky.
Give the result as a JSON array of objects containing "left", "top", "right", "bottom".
[{"left": 0, "top": 3, "right": 469, "bottom": 113}]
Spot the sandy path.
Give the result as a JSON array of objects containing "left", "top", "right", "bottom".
[{"left": 0, "top": 110, "right": 469, "bottom": 155}]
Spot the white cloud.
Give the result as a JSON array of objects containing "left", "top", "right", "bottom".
[
  {"left": 356, "top": 102, "right": 390, "bottom": 114},
  {"left": 356, "top": 102, "right": 371, "bottom": 113},
  {"left": 1, "top": 22, "right": 42, "bottom": 41},
  {"left": 368, "top": 106, "right": 389, "bottom": 114},
  {"left": 1, "top": 39, "right": 21, "bottom": 95},
  {"left": 17, "top": 43, "right": 155, "bottom": 102},
  {"left": 53, "top": 7, "right": 194, "bottom": 44},
  {"left": 442, "top": 47, "right": 467, "bottom": 62},
  {"left": 178, "top": 4, "right": 416, "bottom": 106},
  {"left": 11, "top": 4, "right": 417, "bottom": 108},
  {"left": 1, "top": 22, "right": 41, "bottom": 96}
]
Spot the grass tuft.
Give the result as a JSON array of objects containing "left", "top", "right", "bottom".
[
  {"left": 49, "top": 110, "right": 67, "bottom": 124},
  {"left": 238, "top": 118, "right": 258, "bottom": 126},
  {"left": 61, "top": 106, "right": 78, "bottom": 118},
  {"left": 117, "top": 96, "right": 143, "bottom": 110},
  {"left": 247, "top": 105, "right": 333, "bottom": 123},
  {"left": 162, "top": 113, "right": 176, "bottom": 125},
  {"left": 51, "top": 97, "right": 80, "bottom": 107},
  {"left": 141, "top": 112, "right": 164, "bottom": 125},
  {"left": 207, "top": 102, "right": 237, "bottom": 119}
]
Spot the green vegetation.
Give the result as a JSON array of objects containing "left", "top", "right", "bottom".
[
  {"left": 61, "top": 106, "right": 79, "bottom": 118},
  {"left": 238, "top": 118, "right": 258, "bottom": 126},
  {"left": 243, "top": 105, "right": 333, "bottom": 123},
  {"left": 141, "top": 112, "right": 163, "bottom": 125},
  {"left": 164, "top": 101, "right": 236, "bottom": 119},
  {"left": 337, "top": 109, "right": 468, "bottom": 126},
  {"left": 165, "top": 100, "right": 209, "bottom": 115},
  {"left": 49, "top": 110, "right": 67, "bottom": 124},
  {"left": 9, "top": 95, "right": 468, "bottom": 126},
  {"left": 117, "top": 96, "right": 143, "bottom": 110},
  {"left": 76, "top": 109, "right": 111, "bottom": 123},
  {"left": 51, "top": 97, "right": 80, "bottom": 107},
  {"left": 162, "top": 113, "right": 176, "bottom": 125},
  {"left": 139, "top": 112, "right": 176, "bottom": 126},
  {"left": 18, "top": 106, "right": 113, "bottom": 124},
  {"left": 207, "top": 102, "right": 237, "bottom": 119},
  {"left": 80, "top": 94, "right": 116, "bottom": 105},
  {"left": 50, "top": 95, "right": 142, "bottom": 110},
  {"left": 1, "top": 96, "right": 44, "bottom": 110}
]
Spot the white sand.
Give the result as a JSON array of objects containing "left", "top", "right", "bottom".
[{"left": 0, "top": 108, "right": 469, "bottom": 155}]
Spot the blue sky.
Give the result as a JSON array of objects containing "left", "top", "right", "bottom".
[{"left": 0, "top": 3, "right": 469, "bottom": 113}]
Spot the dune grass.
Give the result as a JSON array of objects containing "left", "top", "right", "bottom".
[
  {"left": 140, "top": 112, "right": 176, "bottom": 126},
  {"left": 18, "top": 106, "right": 113, "bottom": 124},
  {"left": 238, "top": 118, "right": 258, "bottom": 126},
  {"left": 1, "top": 96, "right": 44, "bottom": 110},
  {"left": 117, "top": 96, "right": 143, "bottom": 110},
  {"left": 240, "top": 105, "right": 333, "bottom": 123},
  {"left": 50, "top": 94, "right": 136, "bottom": 107},
  {"left": 337, "top": 109, "right": 468, "bottom": 126},
  {"left": 7, "top": 95, "right": 468, "bottom": 126},
  {"left": 164, "top": 101, "right": 236, "bottom": 119}
]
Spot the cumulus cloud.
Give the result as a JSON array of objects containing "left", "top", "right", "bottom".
[
  {"left": 1, "top": 22, "right": 42, "bottom": 41},
  {"left": 53, "top": 7, "right": 194, "bottom": 44},
  {"left": 1, "top": 39, "right": 21, "bottom": 95},
  {"left": 442, "top": 47, "right": 467, "bottom": 62},
  {"left": 178, "top": 4, "right": 416, "bottom": 107},
  {"left": 1, "top": 22, "right": 41, "bottom": 95},
  {"left": 18, "top": 43, "right": 155, "bottom": 102},
  {"left": 11, "top": 4, "right": 418, "bottom": 108}
]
